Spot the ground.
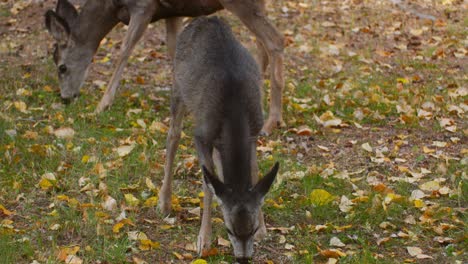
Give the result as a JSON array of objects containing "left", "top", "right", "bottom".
[{"left": 0, "top": 0, "right": 467, "bottom": 263}]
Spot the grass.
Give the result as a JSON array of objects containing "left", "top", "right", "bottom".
[{"left": 1, "top": 0, "right": 467, "bottom": 263}]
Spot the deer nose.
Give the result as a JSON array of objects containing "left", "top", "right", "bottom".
[
  {"left": 61, "top": 97, "right": 72, "bottom": 105},
  {"left": 60, "top": 92, "right": 80, "bottom": 104},
  {"left": 235, "top": 257, "right": 252, "bottom": 264}
]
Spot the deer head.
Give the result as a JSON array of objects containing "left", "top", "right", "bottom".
[
  {"left": 202, "top": 162, "right": 279, "bottom": 261},
  {"left": 45, "top": 0, "right": 93, "bottom": 103}
]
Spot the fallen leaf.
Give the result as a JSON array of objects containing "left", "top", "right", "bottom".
[
  {"left": 143, "top": 196, "right": 158, "bottom": 207},
  {"left": 101, "top": 195, "right": 117, "bottom": 211},
  {"left": 149, "top": 121, "right": 169, "bottom": 133},
  {"left": 320, "top": 248, "right": 347, "bottom": 258},
  {"left": 419, "top": 180, "right": 440, "bottom": 191},
  {"left": 124, "top": 193, "right": 140, "bottom": 207},
  {"left": 192, "top": 260, "right": 208, "bottom": 264},
  {"left": 14, "top": 101, "right": 28, "bottom": 113},
  {"left": 0, "top": 205, "right": 13, "bottom": 216},
  {"left": 339, "top": 195, "right": 354, "bottom": 212},
  {"left": 297, "top": 125, "right": 313, "bottom": 136},
  {"left": 116, "top": 144, "right": 136, "bottom": 157},
  {"left": 217, "top": 237, "right": 230, "bottom": 247},
  {"left": 361, "top": 142, "right": 373, "bottom": 152},
  {"left": 407, "top": 246, "right": 422, "bottom": 256},
  {"left": 139, "top": 239, "right": 160, "bottom": 251},
  {"left": 329, "top": 237, "right": 346, "bottom": 247},
  {"left": 65, "top": 255, "right": 83, "bottom": 264},
  {"left": 132, "top": 257, "right": 148, "bottom": 264},
  {"left": 310, "top": 189, "right": 334, "bottom": 206},
  {"left": 54, "top": 127, "right": 75, "bottom": 139},
  {"left": 201, "top": 247, "right": 218, "bottom": 257}
]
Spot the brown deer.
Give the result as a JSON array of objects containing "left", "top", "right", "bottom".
[
  {"left": 158, "top": 16, "right": 279, "bottom": 261},
  {"left": 45, "top": 0, "right": 284, "bottom": 134}
]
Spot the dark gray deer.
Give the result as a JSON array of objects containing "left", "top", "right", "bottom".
[
  {"left": 157, "top": 17, "right": 279, "bottom": 261},
  {"left": 44, "top": 0, "right": 284, "bottom": 134}
]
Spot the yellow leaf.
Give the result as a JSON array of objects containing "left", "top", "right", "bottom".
[
  {"left": 112, "top": 219, "right": 134, "bottom": 233},
  {"left": 124, "top": 193, "right": 140, "bottom": 207},
  {"left": 112, "top": 222, "right": 125, "bottom": 233},
  {"left": 419, "top": 180, "right": 440, "bottom": 191},
  {"left": 14, "top": 101, "right": 28, "bottom": 113},
  {"left": 39, "top": 178, "right": 54, "bottom": 190},
  {"left": 43, "top": 85, "right": 54, "bottom": 92},
  {"left": 145, "top": 177, "right": 156, "bottom": 191},
  {"left": 139, "top": 239, "right": 160, "bottom": 251},
  {"left": 397, "top": 78, "right": 409, "bottom": 84},
  {"left": 320, "top": 248, "right": 347, "bottom": 258},
  {"left": 414, "top": 199, "right": 424, "bottom": 208},
  {"left": 143, "top": 196, "right": 158, "bottom": 207},
  {"left": 423, "top": 146, "right": 435, "bottom": 154},
  {"left": 0, "top": 205, "right": 13, "bottom": 216},
  {"left": 22, "top": 131, "right": 38, "bottom": 140},
  {"left": 81, "top": 155, "right": 90, "bottom": 163},
  {"left": 310, "top": 189, "right": 334, "bottom": 206},
  {"left": 173, "top": 252, "right": 184, "bottom": 260},
  {"left": 57, "top": 245, "right": 80, "bottom": 261},
  {"left": 160, "top": 225, "right": 173, "bottom": 230},
  {"left": 56, "top": 195, "right": 70, "bottom": 201},
  {"left": 192, "top": 260, "right": 208, "bottom": 264}
]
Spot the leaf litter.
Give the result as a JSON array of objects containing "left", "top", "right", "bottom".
[{"left": 0, "top": 0, "right": 466, "bottom": 263}]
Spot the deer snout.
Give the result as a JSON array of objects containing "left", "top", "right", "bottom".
[
  {"left": 60, "top": 93, "right": 80, "bottom": 104},
  {"left": 235, "top": 257, "right": 252, "bottom": 264}
]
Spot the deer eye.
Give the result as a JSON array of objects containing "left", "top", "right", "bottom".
[{"left": 58, "top": 64, "right": 67, "bottom": 74}]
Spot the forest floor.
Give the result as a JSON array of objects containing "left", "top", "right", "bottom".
[{"left": 0, "top": 0, "right": 466, "bottom": 263}]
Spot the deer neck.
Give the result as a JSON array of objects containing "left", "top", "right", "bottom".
[{"left": 75, "top": 0, "right": 120, "bottom": 52}]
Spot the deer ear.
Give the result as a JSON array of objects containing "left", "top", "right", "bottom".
[
  {"left": 202, "top": 166, "right": 227, "bottom": 199},
  {"left": 45, "top": 10, "right": 70, "bottom": 44},
  {"left": 253, "top": 162, "right": 279, "bottom": 201},
  {"left": 56, "top": 0, "right": 78, "bottom": 27}
]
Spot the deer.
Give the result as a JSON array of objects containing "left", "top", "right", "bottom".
[
  {"left": 157, "top": 16, "right": 279, "bottom": 262},
  {"left": 44, "top": 0, "right": 285, "bottom": 134}
]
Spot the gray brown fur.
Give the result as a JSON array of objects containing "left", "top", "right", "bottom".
[
  {"left": 45, "top": 0, "right": 284, "bottom": 134},
  {"left": 158, "top": 17, "right": 279, "bottom": 261}
]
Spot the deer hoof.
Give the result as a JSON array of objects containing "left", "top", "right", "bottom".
[
  {"left": 157, "top": 200, "right": 171, "bottom": 216},
  {"left": 261, "top": 116, "right": 285, "bottom": 135},
  {"left": 197, "top": 234, "right": 211, "bottom": 256}
]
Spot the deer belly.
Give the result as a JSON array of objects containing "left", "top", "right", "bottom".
[{"left": 159, "top": 0, "right": 224, "bottom": 17}]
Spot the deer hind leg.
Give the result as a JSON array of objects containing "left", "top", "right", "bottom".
[
  {"left": 256, "top": 37, "right": 269, "bottom": 75},
  {"left": 95, "top": 7, "right": 155, "bottom": 113},
  {"left": 220, "top": 0, "right": 285, "bottom": 135},
  {"left": 194, "top": 135, "right": 216, "bottom": 256},
  {"left": 158, "top": 90, "right": 186, "bottom": 215},
  {"left": 165, "top": 17, "right": 183, "bottom": 60}
]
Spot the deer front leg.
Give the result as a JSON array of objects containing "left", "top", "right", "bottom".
[
  {"left": 194, "top": 137, "right": 215, "bottom": 256},
  {"left": 158, "top": 95, "right": 186, "bottom": 215},
  {"left": 220, "top": 0, "right": 285, "bottom": 134},
  {"left": 95, "top": 9, "right": 154, "bottom": 113},
  {"left": 165, "top": 17, "right": 183, "bottom": 60}
]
